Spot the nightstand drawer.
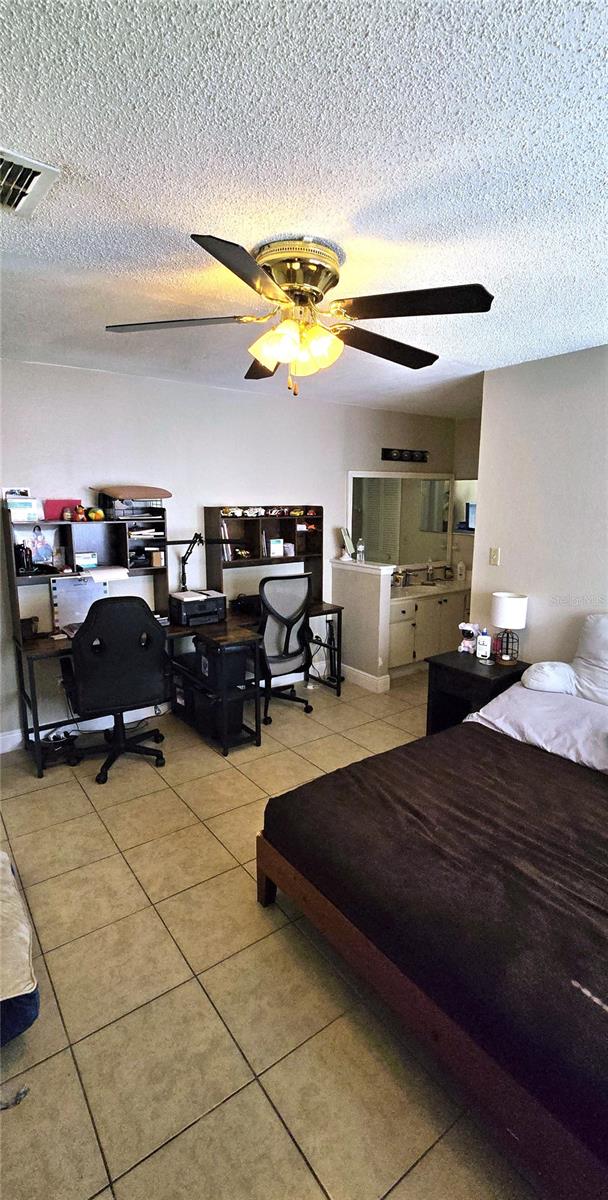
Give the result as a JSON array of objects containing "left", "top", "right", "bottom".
[{"left": 429, "top": 663, "right": 486, "bottom": 699}]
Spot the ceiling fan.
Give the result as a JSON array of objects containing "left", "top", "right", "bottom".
[{"left": 106, "top": 234, "right": 493, "bottom": 395}]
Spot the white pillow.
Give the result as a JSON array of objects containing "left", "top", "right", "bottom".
[
  {"left": 521, "top": 612, "right": 608, "bottom": 707},
  {"left": 572, "top": 612, "right": 608, "bottom": 706},
  {"left": 521, "top": 661, "right": 576, "bottom": 694},
  {"left": 466, "top": 684, "right": 608, "bottom": 772}
]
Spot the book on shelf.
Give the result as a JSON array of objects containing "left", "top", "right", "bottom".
[{"left": 220, "top": 520, "right": 232, "bottom": 561}]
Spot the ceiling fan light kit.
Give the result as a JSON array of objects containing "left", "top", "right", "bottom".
[{"left": 106, "top": 233, "right": 494, "bottom": 395}]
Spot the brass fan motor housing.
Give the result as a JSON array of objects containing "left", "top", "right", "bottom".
[{"left": 253, "top": 237, "right": 342, "bottom": 304}]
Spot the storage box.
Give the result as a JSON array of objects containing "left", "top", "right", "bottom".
[
  {"left": 43, "top": 499, "right": 82, "bottom": 520},
  {"left": 172, "top": 652, "right": 244, "bottom": 739},
  {"left": 74, "top": 551, "right": 98, "bottom": 570}
]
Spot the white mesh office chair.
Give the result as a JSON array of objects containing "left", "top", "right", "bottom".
[{"left": 258, "top": 574, "right": 314, "bottom": 724}]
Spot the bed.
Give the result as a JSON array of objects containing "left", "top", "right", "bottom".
[{"left": 257, "top": 683, "right": 608, "bottom": 1200}]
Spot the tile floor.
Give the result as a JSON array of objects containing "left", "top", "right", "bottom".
[{"left": 0, "top": 670, "right": 538, "bottom": 1199}]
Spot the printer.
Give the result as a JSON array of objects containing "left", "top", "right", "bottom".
[{"left": 169, "top": 590, "right": 227, "bottom": 627}]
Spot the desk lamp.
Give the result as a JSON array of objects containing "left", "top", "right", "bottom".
[
  {"left": 166, "top": 532, "right": 238, "bottom": 591},
  {"left": 490, "top": 592, "right": 528, "bottom": 665}
]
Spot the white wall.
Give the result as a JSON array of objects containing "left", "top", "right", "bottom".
[
  {"left": 0, "top": 359, "right": 456, "bottom": 734},
  {"left": 471, "top": 346, "right": 608, "bottom": 662}
]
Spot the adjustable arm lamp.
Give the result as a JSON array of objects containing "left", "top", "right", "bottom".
[{"left": 166, "top": 532, "right": 239, "bottom": 592}]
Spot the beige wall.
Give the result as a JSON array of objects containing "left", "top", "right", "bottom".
[
  {"left": 453, "top": 416, "right": 481, "bottom": 479},
  {"left": 471, "top": 345, "right": 608, "bottom": 662},
  {"left": 0, "top": 360, "right": 456, "bottom": 734}
]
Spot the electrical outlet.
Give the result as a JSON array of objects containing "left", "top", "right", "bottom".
[{"left": 489, "top": 547, "right": 501, "bottom": 566}]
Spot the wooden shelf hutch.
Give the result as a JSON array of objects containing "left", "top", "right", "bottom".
[{"left": 204, "top": 505, "right": 324, "bottom": 601}]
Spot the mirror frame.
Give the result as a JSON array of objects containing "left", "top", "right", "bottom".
[{"left": 347, "top": 470, "right": 454, "bottom": 568}]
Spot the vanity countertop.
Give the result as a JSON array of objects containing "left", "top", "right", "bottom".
[{"left": 390, "top": 580, "right": 470, "bottom": 600}]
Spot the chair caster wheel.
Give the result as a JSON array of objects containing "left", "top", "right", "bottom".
[
  {"left": 156, "top": 755, "right": 166, "bottom": 768},
  {"left": 67, "top": 756, "right": 81, "bottom": 767},
  {"left": 290, "top": 687, "right": 296, "bottom": 697},
  {"left": 95, "top": 771, "right": 108, "bottom": 784},
  {"left": 263, "top": 716, "right": 272, "bottom": 725},
  {"left": 153, "top": 732, "right": 164, "bottom": 744},
  {"left": 304, "top": 704, "right": 313, "bottom": 714}
]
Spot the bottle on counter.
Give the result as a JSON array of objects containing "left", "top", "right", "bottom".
[
  {"left": 356, "top": 538, "right": 365, "bottom": 563},
  {"left": 456, "top": 560, "right": 466, "bottom": 581},
  {"left": 476, "top": 628, "right": 493, "bottom": 661}
]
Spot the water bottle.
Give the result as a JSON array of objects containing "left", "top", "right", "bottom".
[{"left": 356, "top": 538, "right": 365, "bottom": 563}]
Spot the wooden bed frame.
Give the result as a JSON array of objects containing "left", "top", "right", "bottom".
[{"left": 257, "top": 833, "right": 608, "bottom": 1200}]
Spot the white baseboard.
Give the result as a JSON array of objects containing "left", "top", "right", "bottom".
[
  {"left": 342, "top": 664, "right": 391, "bottom": 693},
  {"left": 0, "top": 729, "right": 24, "bottom": 755},
  {"left": 0, "top": 703, "right": 170, "bottom": 756}
]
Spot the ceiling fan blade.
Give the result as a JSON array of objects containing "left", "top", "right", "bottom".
[
  {"left": 191, "top": 234, "right": 289, "bottom": 306},
  {"left": 336, "top": 326, "right": 437, "bottom": 369},
  {"left": 106, "top": 315, "right": 251, "bottom": 333},
  {"left": 244, "top": 359, "right": 278, "bottom": 380},
  {"left": 331, "top": 284, "right": 493, "bottom": 321}
]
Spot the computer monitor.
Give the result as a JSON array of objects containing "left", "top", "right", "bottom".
[{"left": 466, "top": 502, "right": 477, "bottom": 530}]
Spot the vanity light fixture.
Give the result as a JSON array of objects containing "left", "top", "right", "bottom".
[{"left": 381, "top": 448, "right": 429, "bottom": 463}]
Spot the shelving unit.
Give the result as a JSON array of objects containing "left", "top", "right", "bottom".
[
  {"left": 204, "top": 505, "right": 324, "bottom": 601},
  {"left": 2, "top": 504, "right": 170, "bottom": 623}
]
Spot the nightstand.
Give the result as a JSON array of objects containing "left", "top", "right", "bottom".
[{"left": 425, "top": 651, "right": 530, "bottom": 736}]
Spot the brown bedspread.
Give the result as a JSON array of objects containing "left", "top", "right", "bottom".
[{"left": 263, "top": 722, "right": 608, "bottom": 1162}]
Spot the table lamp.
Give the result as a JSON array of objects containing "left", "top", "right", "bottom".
[{"left": 490, "top": 592, "right": 528, "bottom": 665}]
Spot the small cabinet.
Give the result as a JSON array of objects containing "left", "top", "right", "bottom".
[
  {"left": 413, "top": 596, "right": 442, "bottom": 662},
  {"left": 438, "top": 592, "right": 467, "bottom": 654},
  {"left": 389, "top": 596, "right": 416, "bottom": 668},
  {"left": 389, "top": 589, "right": 469, "bottom": 669},
  {"left": 389, "top": 619, "right": 416, "bottom": 667}
]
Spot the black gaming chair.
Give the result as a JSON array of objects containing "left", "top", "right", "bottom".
[
  {"left": 63, "top": 596, "right": 170, "bottom": 783},
  {"left": 257, "top": 574, "right": 314, "bottom": 724}
]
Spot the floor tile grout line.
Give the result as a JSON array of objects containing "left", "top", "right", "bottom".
[
  {"left": 254, "top": 1002, "right": 358, "bottom": 1081},
  {"left": 22, "top": 846, "right": 145, "bottom": 898},
  {"left": 378, "top": 1111, "right": 464, "bottom": 1199},
  {"left": 33, "top": 899, "right": 153, "bottom": 956},
  {"left": 177, "top": 784, "right": 272, "bottom": 825},
  {"left": 0, "top": 789, "right": 97, "bottom": 840},
  {"left": 98, "top": 814, "right": 200, "bottom": 855},
  {"left": 133, "top": 859, "right": 241, "bottom": 906},
  {"left": 68, "top": 1041, "right": 114, "bottom": 1192},
  {"left": 1, "top": 874, "right": 112, "bottom": 1190},
  {"left": 255, "top": 1075, "right": 333, "bottom": 1200},
  {"left": 60, "top": 974, "right": 196, "bottom": 1050},
  {"left": 16, "top": 848, "right": 119, "bottom": 892},
  {"left": 104, "top": 1078, "right": 254, "bottom": 1187}
]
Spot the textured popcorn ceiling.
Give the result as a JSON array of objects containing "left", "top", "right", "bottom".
[{"left": 1, "top": 0, "right": 605, "bottom": 415}]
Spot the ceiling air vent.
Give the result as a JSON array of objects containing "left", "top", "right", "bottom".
[{"left": 0, "top": 149, "right": 60, "bottom": 216}]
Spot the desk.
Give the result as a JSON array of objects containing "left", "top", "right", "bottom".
[
  {"left": 197, "top": 602, "right": 344, "bottom": 697},
  {"left": 16, "top": 601, "right": 343, "bottom": 775},
  {"left": 305, "top": 600, "right": 343, "bottom": 698},
  {"left": 15, "top": 625, "right": 190, "bottom": 777}
]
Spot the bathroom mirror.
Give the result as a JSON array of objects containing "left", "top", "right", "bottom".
[{"left": 350, "top": 472, "right": 453, "bottom": 566}]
